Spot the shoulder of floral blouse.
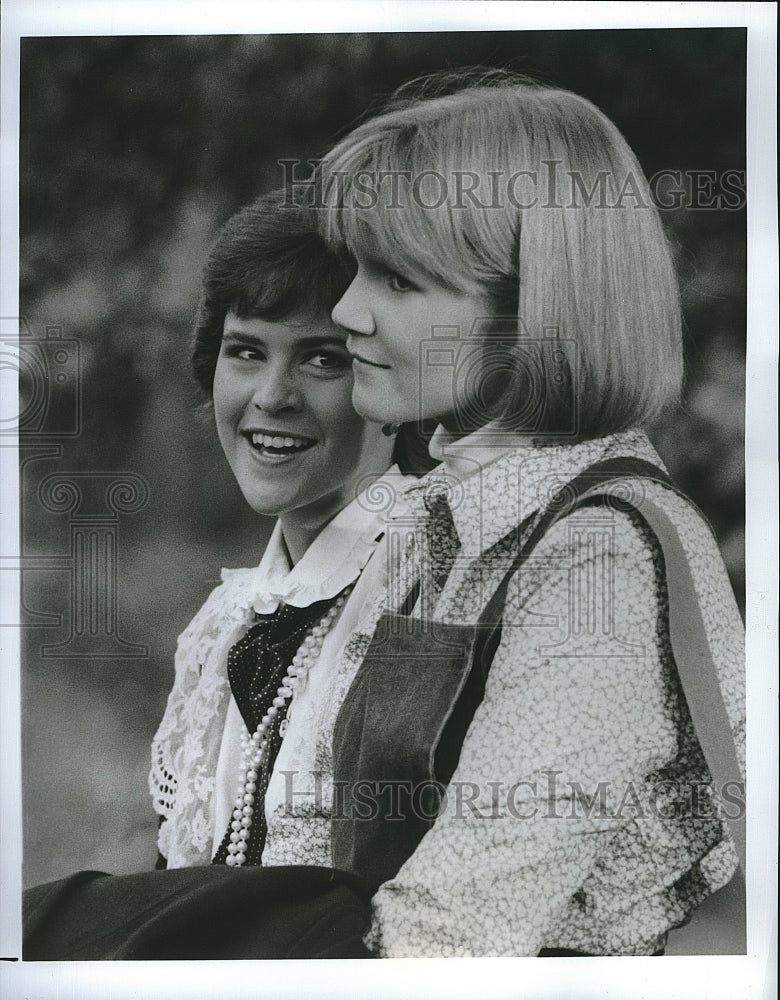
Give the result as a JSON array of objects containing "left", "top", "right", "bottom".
[
  {"left": 499, "top": 501, "right": 663, "bottom": 611},
  {"left": 486, "top": 506, "right": 669, "bottom": 692}
]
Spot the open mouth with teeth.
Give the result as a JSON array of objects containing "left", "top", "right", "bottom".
[{"left": 247, "top": 431, "right": 316, "bottom": 457}]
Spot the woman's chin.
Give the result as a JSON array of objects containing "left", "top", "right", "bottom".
[{"left": 351, "top": 390, "right": 412, "bottom": 427}]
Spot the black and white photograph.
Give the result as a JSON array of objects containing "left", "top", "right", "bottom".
[{"left": 1, "top": 2, "right": 776, "bottom": 998}]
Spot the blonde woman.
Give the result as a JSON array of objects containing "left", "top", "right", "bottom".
[{"left": 316, "top": 70, "right": 745, "bottom": 957}]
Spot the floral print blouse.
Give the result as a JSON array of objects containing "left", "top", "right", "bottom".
[
  {"left": 150, "top": 427, "right": 744, "bottom": 957},
  {"left": 362, "top": 426, "right": 744, "bottom": 956}
]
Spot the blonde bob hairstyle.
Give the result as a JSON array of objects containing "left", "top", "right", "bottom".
[{"left": 318, "top": 70, "right": 683, "bottom": 441}]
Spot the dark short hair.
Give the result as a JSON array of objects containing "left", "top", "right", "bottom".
[
  {"left": 191, "top": 189, "right": 437, "bottom": 476},
  {"left": 192, "top": 189, "right": 354, "bottom": 396}
]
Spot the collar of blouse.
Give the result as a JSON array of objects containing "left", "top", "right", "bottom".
[
  {"left": 402, "top": 424, "right": 663, "bottom": 558},
  {"left": 220, "top": 463, "right": 414, "bottom": 615}
]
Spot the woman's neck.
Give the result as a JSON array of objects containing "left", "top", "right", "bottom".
[
  {"left": 278, "top": 515, "right": 331, "bottom": 567},
  {"left": 278, "top": 465, "right": 394, "bottom": 566},
  {"left": 276, "top": 477, "right": 368, "bottom": 566}
]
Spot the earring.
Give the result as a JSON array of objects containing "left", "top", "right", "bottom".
[{"left": 381, "top": 423, "right": 402, "bottom": 437}]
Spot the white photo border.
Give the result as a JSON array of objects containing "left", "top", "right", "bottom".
[{"left": 1, "top": 3, "right": 776, "bottom": 999}]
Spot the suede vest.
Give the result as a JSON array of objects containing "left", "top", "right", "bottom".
[{"left": 329, "top": 458, "right": 745, "bottom": 888}]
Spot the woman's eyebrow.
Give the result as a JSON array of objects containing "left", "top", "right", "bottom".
[
  {"left": 358, "top": 253, "right": 419, "bottom": 282},
  {"left": 292, "top": 335, "right": 349, "bottom": 350},
  {"left": 221, "top": 330, "right": 348, "bottom": 350},
  {"left": 351, "top": 249, "right": 385, "bottom": 269},
  {"left": 221, "top": 329, "right": 264, "bottom": 345}
]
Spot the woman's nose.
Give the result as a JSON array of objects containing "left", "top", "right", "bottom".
[
  {"left": 331, "top": 277, "right": 376, "bottom": 336},
  {"left": 250, "top": 366, "right": 303, "bottom": 413}
]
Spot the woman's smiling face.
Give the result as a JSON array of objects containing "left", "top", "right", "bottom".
[
  {"left": 330, "top": 254, "right": 492, "bottom": 428},
  {"left": 213, "top": 310, "right": 392, "bottom": 525}
]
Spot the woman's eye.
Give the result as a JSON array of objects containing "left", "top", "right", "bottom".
[
  {"left": 222, "top": 342, "right": 265, "bottom": 362},
  {"left": 356, "top": 258, "right": 418, "bottom": 293},
  {"left": 387, "top": 271, "right": 416, "bottom": 293},
  {"left": 305, "top": 351, "right": 350, "bottom": 371},
  {"left": 235, "top": 347, "right": 263, "bottom": 361}
]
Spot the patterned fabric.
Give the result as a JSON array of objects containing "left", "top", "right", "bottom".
[
  {"left": 212, "top": 595, "right": 343, "bottom": 865},
  {"left": 254, "top": 426, "right": 744, "bottom": 957},
  {"left": 227, "top": 600, "right": 338, "bottom": 734},
  {"left": 149, "top": 466, "right": 412, "bottom": 868},
  {"left": 363, "top": 426, "right": 745, "bottom": 957},
  {"left": 422, "top": 487, "right": 462, "bottom": 603},
  {"left": 150, "top": 427, "right": 745, "bottom": 957}
]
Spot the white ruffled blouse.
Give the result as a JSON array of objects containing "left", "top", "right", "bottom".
[{"left": 149, "top": 465, "right": 412, "bottom": 869}]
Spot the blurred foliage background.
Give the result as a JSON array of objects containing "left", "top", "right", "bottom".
[{"left": 19, "top": 29, "right": 746, "bottom": 953}]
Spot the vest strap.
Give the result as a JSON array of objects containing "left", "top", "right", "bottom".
[{"left": 478, "top": 456, "right": 744, "bottom": 872}]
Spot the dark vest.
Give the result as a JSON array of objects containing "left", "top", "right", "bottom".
[{"left": 330, "top": 457, "right": 746, "bottom": 887}]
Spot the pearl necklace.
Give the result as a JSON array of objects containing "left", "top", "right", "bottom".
[{"left": 225, "top": 585, "right": 353, "bottom": 867}]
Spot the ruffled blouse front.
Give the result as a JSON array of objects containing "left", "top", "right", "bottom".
[{"left": 149, "top": 466, "right": 412, "bottom": 869}]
